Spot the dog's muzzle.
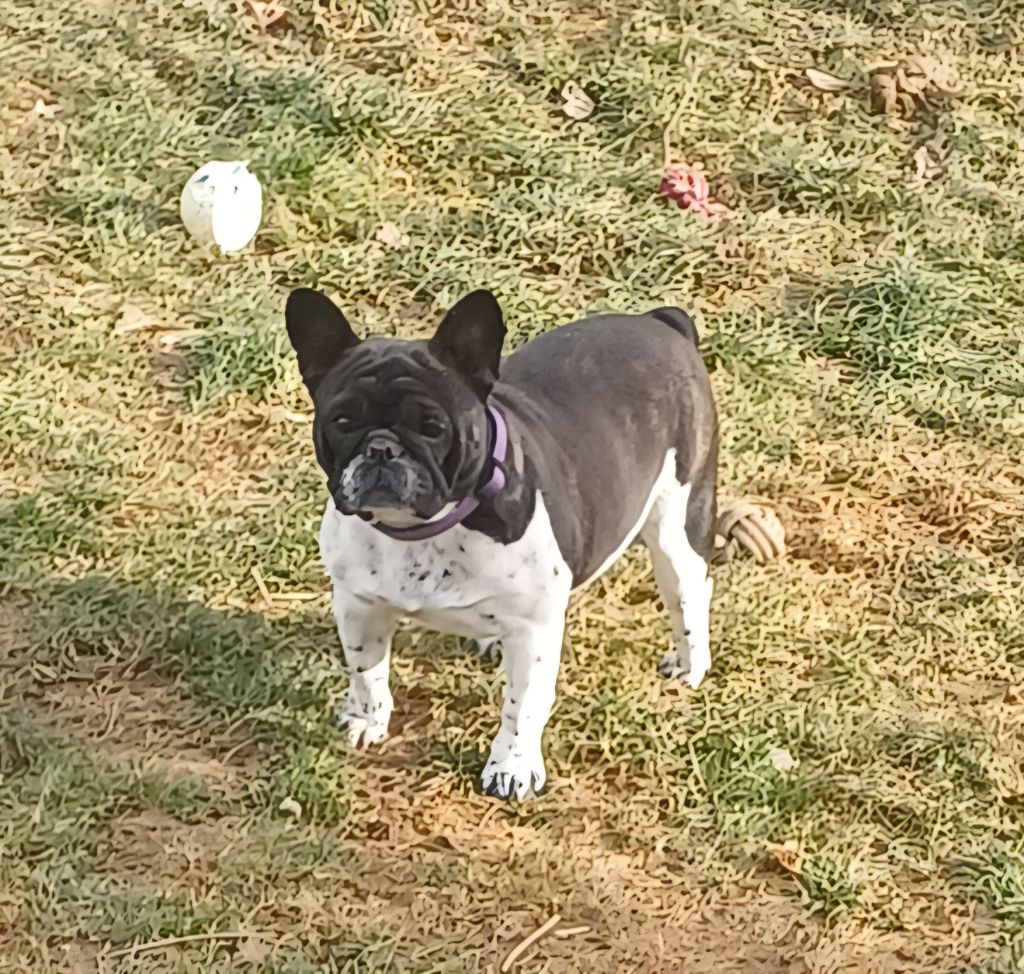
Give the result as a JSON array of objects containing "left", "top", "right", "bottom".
[{"left": 337, "top": 433, "right": 426, "bottom": 512}]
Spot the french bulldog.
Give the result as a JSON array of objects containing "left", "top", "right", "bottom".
[{"left": 285, "top": 288, "right": 717, "bottom": 800}]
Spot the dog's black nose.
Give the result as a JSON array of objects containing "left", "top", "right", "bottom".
[{"left": 365, "top": 434, "right": 401, "bottom": 462}]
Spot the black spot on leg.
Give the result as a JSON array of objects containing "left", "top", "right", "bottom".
[
  {"left": 510, "top": 698, "right": 516, "bottom": 705},
  {"left": 356, "top": 666, "right": 364, "bottom": 673},
  {"left": 418, "top": 571, "right": 429, "bottom": 581},
  {"left": 553, "top": 566, "right": 560, "bottom": 576},
  {"left": 535, "top": 656, "right": 542, "bottom": 663},
  {"left": 458, "top": 544, "right": 465, "bottom": 553},
  {"left": 350, "top": 645, "right": 363, "bottom": 653},
  {"left": 683, "top": 629, "right": 691, "bottom": 636},
  {"left": 442, "top": 568, "right": 452, "bottom": 578}
]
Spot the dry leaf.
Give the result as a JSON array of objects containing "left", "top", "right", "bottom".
[
  {"left": 905, "top": 55, "right": 959, "bottom": 94},
  {"left": 805, "top": 68, "right": 848, "bottom": 92},
  {"left": 561, "top": 81, "right": 595, "bottom": 121},
  {"left": 869, "top": 73, "right": 899, "bottom": 115},
  {"left": 243, "top": 0, "right": 289, "bottom": 32},
  {"left": 896, "top": 69, "right": 925, "bottom": 96},
  {"left": 278, "top": 796, "right": 302, "bottom": 818},
  {"left": 766, "top": 840, "right": 803, "bottom": 874},
  {"left": 375, "top": 222, "right": 409, "bottom": 249},
  {"left": 60, "top": 941, "right": 100, "bottom": 974},
  {"left": 31, "top": 98, "right": 59, "bottom": 119},
  {"left": 236, "top": 937, "right": 273, "bottom": 966},
  {"left": 768, "top": 747, "right": 799, "bottom": 772},
  {"left": 869, "top": 56, "right": 958, "bottom": 117}
]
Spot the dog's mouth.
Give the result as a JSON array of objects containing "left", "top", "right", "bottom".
[{"left": 334, "top": 453, "right": 441, "bottom": 519}]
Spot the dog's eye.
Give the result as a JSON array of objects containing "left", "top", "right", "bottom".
[
  {"left": 421, "top": 417, "right": 445, "bottom": 438},
  {"left": 334, "top": 415, "right": 358, "bottom": 431}
]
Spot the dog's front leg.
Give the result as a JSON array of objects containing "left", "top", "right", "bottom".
[
  {"left": 481, "top": 619, "right": 564, "bottom": 801},
  {"left": 330, "top": 588, "right": 398, "bottom": 748}
]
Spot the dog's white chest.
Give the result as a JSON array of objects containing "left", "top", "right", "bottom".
[{"left": 319, "top": 494, "right": 571, "bottom": 638}]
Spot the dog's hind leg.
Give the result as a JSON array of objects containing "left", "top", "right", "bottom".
[{"left": 641, "top": 470, "right": 716, "bottom": 689}]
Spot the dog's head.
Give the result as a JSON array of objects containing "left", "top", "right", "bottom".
[{"left": 285, "top": 288, "right": 506, "bottom": 523}]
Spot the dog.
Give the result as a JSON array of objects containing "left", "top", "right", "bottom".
[{"left": 285, "top": 288, "right": 717, "bottom": 800}]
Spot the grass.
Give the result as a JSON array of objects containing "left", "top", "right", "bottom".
[{"left": 2, "top": 0, "right": 1023, "bottom": 970}]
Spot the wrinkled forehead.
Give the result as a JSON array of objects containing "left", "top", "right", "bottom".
[{"left": 319, "top": 339, "right": 442, "bottom": 406}]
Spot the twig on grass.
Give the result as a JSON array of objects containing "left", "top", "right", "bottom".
[
  {"left": 501, "top": 913, "right": 561, "bottom": 971},
  {"left": 250, "top": 566, "right": 274, "bottom": 609},
  {"left": 553, "top": 925, "right": 592, "bottom": 938},
  {"left": 108, "top": 931, "right": 282, "bottom": 958}
]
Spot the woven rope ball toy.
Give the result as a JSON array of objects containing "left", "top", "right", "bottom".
[{"left": 713, "top": 499, "right": 786, "bottom": 565}]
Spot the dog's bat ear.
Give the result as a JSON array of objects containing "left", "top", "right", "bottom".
[
  {"left": 285, "top": 288, "right": 361, "bottom": 396},
  {"left": 429, "top": 290, "right": 506, "bottom": 397}
]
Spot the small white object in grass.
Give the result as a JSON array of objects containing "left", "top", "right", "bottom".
[
  {"left": 180, "top": 160, "right": 262, "bottom": 252},
  {"left": 375, "top": 222, "right": 409, "bottom": 249},
  {"left": 768, "top": 747, "right": 799, "bottom": 773},
  {"left": 278, "top": 796, "right": 302, "bottom": 818},
  {"left": 560, "top": 81, "right": 595, "bottom": 120}
]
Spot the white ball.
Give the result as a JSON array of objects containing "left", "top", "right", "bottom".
[{"left": 180, "top": 160, "right": 262, "bottom": 253}]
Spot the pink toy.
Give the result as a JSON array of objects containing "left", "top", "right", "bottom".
[{"left": 660, "top": 163, "right": 729, "bottom": 217}]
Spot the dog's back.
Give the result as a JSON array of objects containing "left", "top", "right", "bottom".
[{"left": 492, "top": 310, "right": 718, "bottom": 585}]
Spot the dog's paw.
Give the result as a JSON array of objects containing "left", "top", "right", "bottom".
[
  {"left": 480, "top": 748, "right": 546, "bottom": 801},
  {"left": 464, "top": 637, "right": 502, "bottom": 661},
  {"left": 658, "top": 650, "right": 709, "bottom": 689},
  {"left": 332, "top": 706, "right": 390, "bottom": 748}
]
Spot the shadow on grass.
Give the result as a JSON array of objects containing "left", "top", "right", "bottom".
[
  {"left": 0, "top": 573, "right": 491, "bottom": 966},
  {"left": 7, "top": 573, "right": 377, "bottom": 825},
  {"left": 6, "top": 567, "right": 505, "bottom": 813}
]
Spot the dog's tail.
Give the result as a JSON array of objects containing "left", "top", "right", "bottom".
[{"left": 649, "top": 307, "right": 699, "bottom": 347}]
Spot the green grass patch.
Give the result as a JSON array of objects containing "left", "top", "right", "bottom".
[{"left": 952, "top": 851, "right": 1024, "bottom": 940}]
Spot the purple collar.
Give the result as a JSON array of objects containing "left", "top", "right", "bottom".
[{"left": 371, "top": 405, "right": 508, "bottom": 541}]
